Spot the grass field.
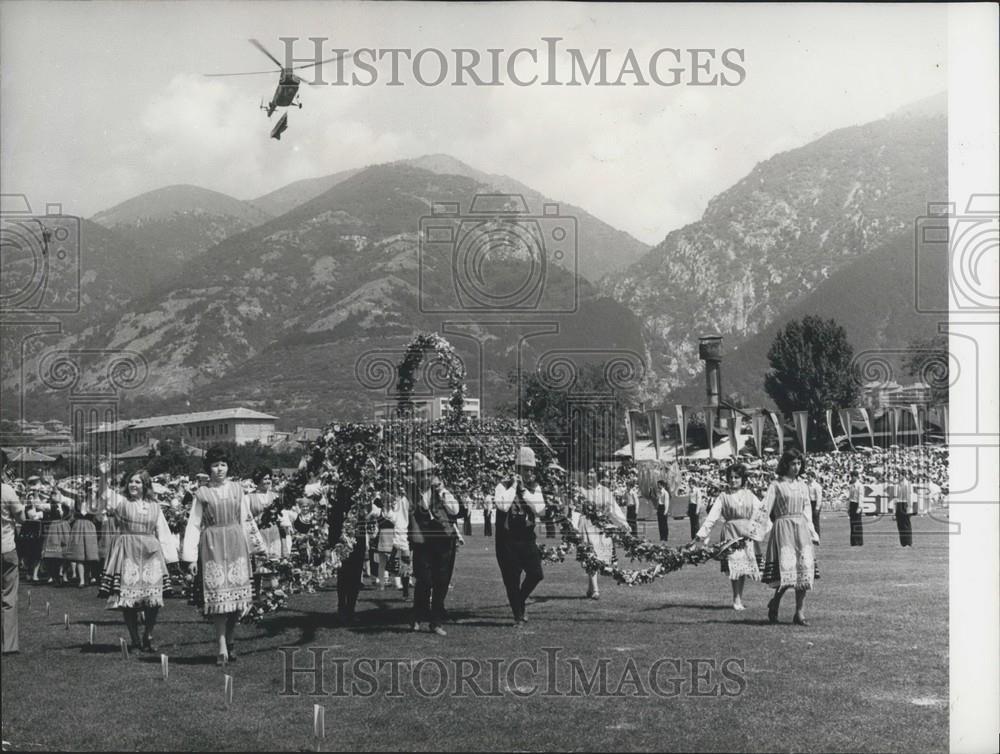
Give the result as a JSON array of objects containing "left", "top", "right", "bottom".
[{"left": 1, "top": 510, "right": 948, "bottom": 752}]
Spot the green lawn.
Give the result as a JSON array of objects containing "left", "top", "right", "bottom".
[{"left": 1, "top": 510, "right": 948, "bottom": 752}]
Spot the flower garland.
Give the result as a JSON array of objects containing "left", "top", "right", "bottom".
[
  {"left": 395, "top": 332, "right": 467, "bottom": 420},
  {"left": 538, "top": 493, "right": 747, "bottom": 586}
]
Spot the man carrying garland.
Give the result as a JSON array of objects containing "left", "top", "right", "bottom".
[
  {"left": 407, "top": 452, "right": 460, "bottom": 636},
  {"left": 494, "top": 446, "right": 546, "bottom": 627}
]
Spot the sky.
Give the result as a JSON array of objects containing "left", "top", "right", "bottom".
[{"left": 1, "top": 2, "right": 947, "bottom": 245}]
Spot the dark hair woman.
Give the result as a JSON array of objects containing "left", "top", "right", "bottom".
[
  {"left": 761, "top": 449, "right": 819, "bottom": 625},
  {"left": 95, "top": 462, "right": 178, "bottom": 653},
  {"left": 692, "top": 463, "right": 765, "bottom": 610},
  {"left": 183, "top": 445, "right": 254, "bottom": 665}
]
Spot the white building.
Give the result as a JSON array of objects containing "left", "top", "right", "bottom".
[
  {"left": 373, "top": 396, "right": 481, "bottom": 422},
  {"left": 89, "top": 407, "right": 278, "bottom": 452}
]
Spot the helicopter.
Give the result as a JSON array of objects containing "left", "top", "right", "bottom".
[{"left": 205, "top": 39, "right": 341, "bottom": 137}]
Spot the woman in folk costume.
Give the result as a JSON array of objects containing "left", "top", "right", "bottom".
[
  {"left": 182, "top": 446, "right": 257, "bottom": 665},
  {"left": 579, "top": 469, "right": 629, "bottom": 600},
  {"left": 65, "top": 484, "right": 101, "bottom": 587},
  {"left": 761, "top": 449, "right": 820, "bottom": 626},
  {"left": 95, "top": 462, "right": 178, "bottom": 653},
  {"left": 246, "top": 465, "right": 283, "bottom": 557},
  {"left": 693, "top": 463, "right": 767, "bottom": 611}
]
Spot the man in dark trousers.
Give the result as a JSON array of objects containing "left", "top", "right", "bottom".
[
  {"left": 407, "top": 452, "right": 460, "bottom": 636},
  {"left": 847, "top": 472, "right": 865, "bottom": 546},
  {"left": 895, "top": 471, "right": 914, "bottom": 547},
  {"left": 656, "top": 479, "right": 670, "bottom": 542},
  {"left": 494, "top": 447, "right": 546, "bottom": 627},
  {"left": 322, "top": 476, "right": 379, "bottom": 626}
]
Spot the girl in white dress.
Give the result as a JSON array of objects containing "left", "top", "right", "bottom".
[
  {"left": 693, "top": 463, "right": 765, "bottom": 610},
  {"left": 579, "top": 470, "right": 629, "bottom": 600},
  {"left": 761, "top": 449, "right": 820, "bottom": 626}
]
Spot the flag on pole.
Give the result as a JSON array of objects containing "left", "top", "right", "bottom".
[
  {"left": 792, "top": 410, "right": 809, "bottom": 454},
  {"left": 859, "top": 408, "right": 875, "bottom": 447},
  {"left": 910, "top": 404, "right": 923, "bottom": 445},
  {"left": 647, "top": 410, "right": 662, "bottom": 460},
  {"left": 838, "top": 408, "right": 855, "bottom": 450},
  {"left": 704, "top": 406, "right": 718, "bottom": 458},
  {"left": 728, "top": 410, "right": 744, "bottom": 457},
  {"left": 768, "top": 411, "right": 784, "bottom": 455},
  {"left": 675, "top": 405, "right": 688, "bottom": 457},
  {"left": 825, "top": 409, "right": 838, "bottom": 450},
  {"left": 627, "top": 409, "right": 643, "bottom": 459},
  {"left": 890, "top": 407, "right": 901, "bottom": 446},
  {"left": 750, "top": 411, "right": 766, "bottom": 457}
]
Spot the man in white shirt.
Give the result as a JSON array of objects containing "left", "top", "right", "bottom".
[
  {"left": 494, "top": 447, "right": 546, "bottom": 626},
  {"left": 805, "top": 471, "right": 823, "bottom": 537},
  {"left": 847, "top": 471, "right": 864, "bottom": 546},
  {"left": 895, "top": 472, "right": 914, "bottom": 547}
]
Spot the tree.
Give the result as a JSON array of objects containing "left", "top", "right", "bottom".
[
  {"left": 764, "top": 316, "right": 859, "bottom": 447},
  {"left": 503, "top": 360, "right": 638, "bottom": 472},
  {"left": 902, "top": 334, "right": 949, "bottom": 405}
]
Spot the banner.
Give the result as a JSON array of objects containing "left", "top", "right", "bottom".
[
  {"left": 838, "top": 408, "right": 854, "bottom": 450},
  {"left": 859, "top": 408, "right": 875, "bottom": 447},
  {"left": 792, "top": 410, "right": 809, "bottom": 454},
  {"left": 675, "top": 405, "right": 688, "bottom": 457},
  {"left": 750, "top": 412, "right": 766, "bottom": 457},
  {"left": 704, "top": 406, "right": 717, "bottom": 458},
  {"left": 647, "top": 410, "right": 662, "bottom": 460},
  {"left": 909, "top": 404, "right": 922, "bottom": 446},
  {"left": 824, "top": 409, "right": 838, "bottom": 450},
  {"left": 768, "top": 411, "right": 784, "bottom": 455},
  {"left": 728, "top": 411, "right": 744, "bottom": 457},
  {"left": 626, "top": 409, "right": 643, "bottom": 459},
  {"left": 889, "top": 407, "right": 901, "bottom": 446}
]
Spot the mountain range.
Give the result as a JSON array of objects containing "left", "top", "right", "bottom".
[
  {"left": 603, "top": 92, "right": 948, "bottom": 406},
  {"left": 3, "top": 95, "right": 948, "bottom": 429}
]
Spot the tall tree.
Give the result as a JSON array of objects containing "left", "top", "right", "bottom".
[
  {"left": 764, "top": 316, "right": 859, "bottom": 445},
  {"left": 503, "top": 361, "right": 637, "bottom": 473},
  {"left": 901, "top": 334, "right": 949, "bottom": 404}
]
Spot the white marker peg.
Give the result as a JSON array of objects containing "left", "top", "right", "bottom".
[
  {"left": 224, "top": 674, "right": 234, "bottom": 708},
  {"left": 313, "top": 704, "right": 326, "bottom": 741},
  {"left": 64, "top": 613, "right": 69, "bottom": 629},
  {"left": 120, "top": 638, "right": 129, "bottom": 660},
  {"left": 161, "top": 654, "right": 169, "bottom": 681},
  {"left": 89, "top": 623, "right": 96, "bottom": 645}
]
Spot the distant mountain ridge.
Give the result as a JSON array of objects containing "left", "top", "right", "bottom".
[
  {"left": 603, "top": 95, "right": 947, "bottom": 404},
  {"left": 14, "top": 163, "right": 645, "bottom": 426}
]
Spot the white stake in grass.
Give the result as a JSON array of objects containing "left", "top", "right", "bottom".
[
  {"left": 224, "top": 674, "right": 234, "bottom": 708},
  {"left": 64, "top": 613, "right": 69, "bottom": 629},
  {"left": 120, "top": 638, "right": 129, "bottom": 660},
  {"left": 313, "top": 704, "right": 326, "bottom": 743},
  {"left": 161, "top": 654, "right": 169, "bottom": 681},
  {"left": 89, "top": 623, "right": 96, "bottom": 645}
]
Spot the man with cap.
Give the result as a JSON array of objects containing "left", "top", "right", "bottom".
[
  {"left": 494, "top": 446, "right": 546, "bottom": 626},
  {"left": 407, "top": 452, "right": 460, "bottom": 636}
]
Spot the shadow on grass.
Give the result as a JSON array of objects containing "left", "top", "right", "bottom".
[{"left": 637, "top": 603, "right": 736, "bottom": 612}]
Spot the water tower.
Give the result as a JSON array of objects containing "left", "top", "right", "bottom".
[{"left": 699, "top": 335, "right": 723, "bottom": 407}]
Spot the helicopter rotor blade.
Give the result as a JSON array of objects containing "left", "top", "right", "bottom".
[
  {"left": 249, "top": 38, "right": 284, "bottom": 69},
  {"left": 290, "top": 49, "right": 348, "bottom": 71},
  {"left": 204, "top": 70, "right": 280, "bottom": 77}
]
